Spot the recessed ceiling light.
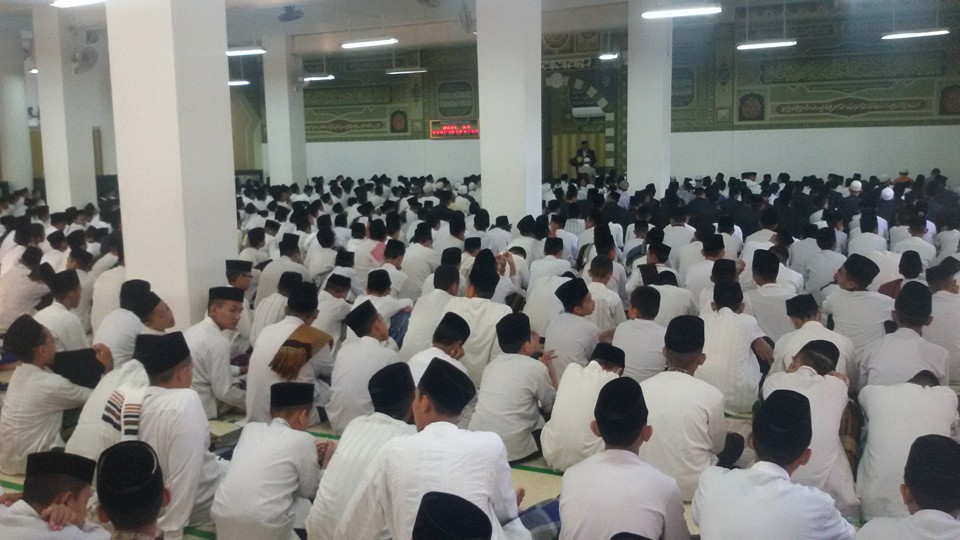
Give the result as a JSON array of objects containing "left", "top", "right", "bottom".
[{"left": 341, "top": 37, "right": 399, "bottom": 49}]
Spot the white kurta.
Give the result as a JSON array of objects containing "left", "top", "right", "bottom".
[
  {"left": 804, "top": 250, "right": 848, "bottom": 303},
  {"left": 848, "top": 232, "right": 888, "bottom": 258},
  {"left": 334, "top": 422, "right": 523, "bottom": 540},
  {"left": 0, "top": 499, "right": 110, "bottom": 539},
  {"left": 540, "top": 362, "right": 617, "bottom": 472},
  {"left": 857, "top": 383, "right": 959, "bottom": 521},
  {"left": 92, "top": 308, "right": 143, "bottom": 369},
  {"left": 407, "top": 346, "right": 468, "bottom": 384},
  {"left": 442, "top": 297, "right": 512, "bottom": 385},
  {"left": 256, "top": 256, "right": 311, "bottom": 309},
  {"left": 468, "top": 353, "right": 556, "bottom": 461},
  {"left": 612, "top": 318, "right": 667, "bottom": 384},
  {"left": 244, "top": 316, "right": 334, "bottom": 425},
  {"left": 34, "top": 301, "right": 90, "bottom": 351},
  {"left": 76, "top": 268, "right": 95, "bottom": 333},
  {"left": 697, "top": 308, "right": 766, "bottom": 414},
  {"left": 822, "top": 289, "right": 895, "bottom": 353},
  {"left": 138, "top": 387, "right": 225, "bottom": 540},
  {"left": 212, "top": 418, "right": 320, "bottom": 540},
  {"left": 693, "top": 462, "right": 856, "bottom": 539},
  {"left": 893, "top": 236, "right": 936, "bottom": 268},
  {"left": 400, "top": 243, "right": 441, "bottom": 300},
  {"left": 855, "top": 509, "right": 960, "bottom": 540},
  {"left": 639, "top": 371, "right": 727, "bottom": 501},
  {"left": 859, "top": 328, "right": 949, "bottom": 390},
  {"left": 771, "top": 321, "right": 855, "bottom": 380},
  {"left": 522, "top": 276, "right": 568, "bottom": 337},
  {"left": 250, "top": 292, "right": 288, "bottom": 345},
  {"left": 528, "top": 255, "right": 572, "bottom": 286},
  {"left": 305, "top": 413, "right": 416, "bottom": 539},
  {"left": 0, "top": 263, "right": 49, "bottom": 333},
  {"left": 185, "top": 316, "right": 246, "bottom": 419},
  {"left": 398, "top": 290, "right": 454, "bottom": 361},
  {"left": 560, "top": 449, "right": 690, "bottom": 540},
  {"left": 585, "top": 281, "right": 626, "bottom": 332},
  {"left": 925, "top": 290, "right": 960, "bottom": 384},
  {"left": 762, "top": 368, "right": 858, "bottom": 515},
  {"left": 650, "top": 284, "right": 698, "bottom": 327},
  {"left": 683, "top": 259, "right": 716, "bottom": 305},
  {"left": 90, "top": 264, "right": 124, "bottom": 334},
  {"left": 743, "top": 283, "right": 796, "bottom": 342},
  {"left": 312, "top": 290, "right": 352, "bottom": 348},
  {"left": 544, "top": 313, "right": 600, "bottom": 380},
  {"left": 0, "top": 363, "right": 91, "bottom": 475},
  {"left": 326, "top": 336, "right": 401, "bottom": 433}
]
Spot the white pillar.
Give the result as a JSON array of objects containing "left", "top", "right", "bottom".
[
  {"left": 262, "top": 33, "right": 306, "bottom": 186},
  {"left": 627, "top": 0, "right": 673, "bottom": 192},
  {"left": 106, "top": 0, "right": 237, "bottom": 327},
  {"left": 476, "top": 0, "right": 542, "bottom": 222},
  {"left": 33, "top": 6, "right": 97, "bottom": 208},
  {"left": 0, "top": 29, "right": 33, "bottom": 192}
]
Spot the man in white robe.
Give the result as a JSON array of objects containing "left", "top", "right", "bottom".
[
  {"left": 311, "top": 273, "right": 353, "bottom": 349},
  {"left": 407, "top": 312, "right": 471, "bottom": 384},
  {"left": 923, "top": 262, "right": 960, "bottom": 384},
  {"left": 743, "top": 249, "right": 797, "bottom": 341},
  {"left": 250, "top": 271, "right": 302, "bottom": 345},
  {"left": 93, "top": 279, "right": 152, "bottom": 369},
  {"left": 544, "top": 278, "right": 602, "bottom": 379},
  {"left": 612, "top": 286, "right": 667, "bottom": 384},
  {"left": 184, "top": 286, "right": 247, "bottom": 419},
  {"left": 400, "top": 224, "right": 441, "bottom": 301},
  {"left": 772, "top": 294, "right": 856, "bottom": 379},
  {"left": 399, "top": 266, "right": 459, "bottom": 361},
  {"left": 223, "top": 259, "right": 255, "bottom": 357},
  {"left": 256, "top": 234, "right": 310, "bottom": 309},
  {"left": 35, "top": 270, "right": 89, "bottom": 352}
]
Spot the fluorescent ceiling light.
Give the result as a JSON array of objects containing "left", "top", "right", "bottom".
[
  {"left": 51, "top": 0, "right": 104, "bottom": 7},
  {"left": 385, "top": 68, "right": 428, "bottom": 75},
  {"left": 882, "top": 28, "right": 950, "bottom": 40},
  {"left": 737, "top": 39, "right": 798, "bottom": 51},
  {"left": 226, "top": 47, "right": 266, "bottom": 57},
  {"left": 29, "top": 68, "right": 39, "bottom": 74},
  {"left": 341, "top": 37, "right": 398, "bottom": 49},
  {"left": 303, "top": 73, "right": 335, "bottom": 82},
  {"left": 228, "top": 80, "right": 251, "bottom": 87},
  {"left": 598, "top": 52, "right": 620, "bottom": 61},
  {"left": 642, "top": 4, "right": 721, "bottom": 19}
]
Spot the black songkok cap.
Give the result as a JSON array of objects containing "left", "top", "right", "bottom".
[
  {"left": 368, "top": 363, "right": 415, "bottom": 413},
  {"left": 752, "top": 249, "right": 780, "bottom": 276},
  {"left": 753, "top": 390, "right": 813, "bottom": 460},
  {"left": 785, "top": 294, "right": 819, "bottom": 318},
  {"left": 436, "top": 312, "right": 471, "bottom": 343},
  {"left": 665, "top": 315, "right": 704, "bottom": 354},
  {"left": 496, "top": 313, "right": 531, "bottom": 346},
  {"left": 517, "top": 215, "right": 536, "bottom": 234},
  {"left": 594, "top": 226, "right": 614, "bottom": 251},
  {"left": 594, "top": 378, "right": 648, "bottom": 436},
  {"left": 279, "top": 233, "right": 300, "bottom": 253},
  {"left": 120, "top": 279, "right": 152, "bottom": 312},
  {"left": 69, "top": 249, "right": 93, "bottom": 268},
  {"left": 555, "top": 277, "right": 589, "bottom": 312},
  {"left": 843, "top": 254, "right": 880, "bottom": 287},
  {"left": 135, "top": 332, "right": 191, "bottom": 376},
  {"left": 367, "top": 269, "right": 392, "bottom": 292},
  {"left": 926, "top": 263, "right": 957, "bottom": 284},
  {"left": 278, "top": 272, "right": 304, "bottom": 292},
  {"left": 96, "top": 441, "right": 164, "bottom": 524},
  {"left": 326, "top": 273, "right": 351, "bottom": 289},
  {"left": 46, "top": 230, "right": 65, "bottom": 245},
  {"left": 412, "top": 491, "right": 493, "bottom": 540},
  {"left": 132, "top": 292, "right": 162, "bottom": 320},
  {"left": 275, "top": 206, "right": 291, "bottom": 221},
  {"left": 798, "top": 339, "right": 840, "bottom": 370},
  {"left": 26, "top": 451, "right": 95, "bottom": 485},
  {"left": 419, "top": 358, "right": 476, "bottom": 413},
  {"left": 904, "top": 434, "right": 960, "bottom": 502},
  {"left": 896, "top": 281, "right": 933, "bottom": 320},
  {"left": 495, "top": 215, "right": 511, "bottom": 230},
  {"left": 287, "top": 282, "right": 319, "bottom": 313},
  {"left": 439, "top": 248, "right": 461, "bottom": 266},
  {"left": 544, "top": 237, "right": 564, "bottom": 254},
  {"left": 701, "top": 234, "right": 724, "bottom": 254},
  {"left": 270, "top": 382, "right": 314, "bottom": 409},
  {"left": 468, "top": 250, "right": 499, "bottom": 292},
  {"left": 335, "top": 250, "right": 355, "bottom": 267},
  {"left": 345, "top": 300, "right": 378, "bottom": 336},
  {"left": 209, "top": 286, "right": 244, "bottom": 303},
  {"left": 3, "top": 315, "right": 45, "bottom": 359},
  {"left": 413, "top": 223, "right": 433, "bottom": 243},
  {"left": 591, "top": 343, "right": 625, "bottom": 368},
  {"left": 464, "top": 237, "right": 481, "bottom": 252},
  {"left": 225, "top": 259, "right": 252, "bottom": 273},
  {"left": 247, "top": 228, "right": 266, "bottom": 245},
  {"left": 49, "top": 269, "right": 80, "bottom": 296},
  {"left": 711, "top": 259, "right": 737, "bottom": 280},
  {"left": 713, "top": 281, "right": 743, "bottom": 309}
]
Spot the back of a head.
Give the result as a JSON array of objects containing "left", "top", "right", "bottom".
[
  {"left": 896, "top": 281, "right": 933, "bottom": 327},
  {"left": 412, "top": 491, "right": 493, "bottom": 540},
  {"left": 418, "top": 358, "right": 476, "bottom": 417},
  {"left": 629, "top": 286, "right": 660, "bottom": 319},
  {"left": 752, "top": 390, "right": 812, "bottom": 468},
  {"left": 903, "top": 434, "right": 960, "bottom": 514},
  {"left": 752, "top": 249, "right": 780, "bottom": 282},
  {"left": 796, "top": 339, "right": 840, "bottom": 375},
  {"left": 594, "top": 378, "right": 648, "bottom": 448},
  {"left": 899, "top": 250, "right": 923, "bottom": 279},
  {"left": 96, "top": 441, "right": 164, "bottom": 531},
  {"left": 815, "top": 227, "right": 836, "bottom": 250},
  {"left": 287, "top": 282, "right": 319, "bottom": 315},
  {"left": 589, "top": 255, "right": 613, "bottom": 279},
  {"left": 713, "top": 281, "right": 743, "bottom": 311},
  {"left": 369, "top": 363, "right": 415, "bottom": 421},
  {"left": 23, "top": 451, "right": 95, "bottom": 508}
]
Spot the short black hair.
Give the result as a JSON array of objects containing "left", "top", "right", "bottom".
[
  {"left": 630, "top": 286, "right": 660, "bottom": 319},
  {"left": 589, "top": 256, "right": 612, "bottom": 278},
  {"left": 433, "top": 265, "right": 460, "bottom": 292}
]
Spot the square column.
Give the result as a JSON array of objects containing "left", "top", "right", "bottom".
[
  {"left": 0, "top": 29, "right": 33, "bottom": 191},
  {"left": 106, "top": 0, "right": 237, "bottom": 327},
  {"left": 262, "top": 33, "right": 307, "bottom": 185},
  {"left": 476, "top": 0, "right": 542, "bottom": 222},
  {"left": 32, "top": 6, "right": 97, "bottom": 208},
  {"left": 627, "top": 0, "right": 673, "bottom": 193}
]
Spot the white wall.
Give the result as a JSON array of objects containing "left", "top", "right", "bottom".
[
  {"left": 671, "top": 125, "right": 960, "bottom": 187},
  {"left": 294, "top": 139, "right": 481, "bottom": 181}
]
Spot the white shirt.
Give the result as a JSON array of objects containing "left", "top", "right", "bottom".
[
  {"left": 675, "top": 241, "right": 705, "bottom": 277},
  {"left": 585, "top": 281, "right": 626, "bottom": 332},
  {"left": 683, "top": 259, "right": 716, "bottom": 303},
  {"left": 0, "top": 243, "right": 24, "bottom": 277},
  {"left": 612, "top": 318, "right": 666, "bottom": 383},
  {"left": 789, "top": 237, "right": 820, "bottom": 277},
  {"left": 92, "top": 308, "right": 143, "bottom": 369},
  {"left": 64, "top": 360, "right": 148, "bottom": 461},
  {"left": 0, "top": 263, "right": 49, "bottom": 333},
  {"left": 693, "top": 462, "right": 856, "bottom": 540},
  {"left": 925, "top": 290, "right": 960, "bottom": 384},
  {"left": 848, "top": 232, "right": 888, "bottom": 258},
  {"left": 469, "top": 353, "right": 556, "bottom": 461},
  {"left": 256, "top": 256, "right": 310, "bottom": 309},
  {"left": 34, "top": 301, "right": 89, "bottom": 351},
  {"left": 528, "top": 255, "right": 571, "bottom": 286},
  {"left": 90, "top": 264, "right": 124, "bottom": 333},
  {"left": 400, "top": 243, "right": 440, "bottom": 300},
  {"left": 893, "top": 236, "right": 937, "bottom": 268},
  {"left": 244, "top": 316, "right": 334, "bottom": 425},
  {"left": 312, "top": 290, "right": 352, "bottom": 348},
  {"left": 212, "top": 418, "right": 320, "bottom": 540},
  {"left": 138, "top": 387, "right": 225, "bottom": 540},
  {"left": 76, "top": 268, "right": 95, "bottom": 334},
  {"left": 560, "top": 449, "right": 690, "bottom": 540},
  {"left": 697, "top": 308, "right": 766, "bottom": 414},
  {"left": 334, "top": 422, "right": 522, "bottom": 540},
  {"left": 860, "top": 328, "right": 949, "bottom": 389},
  {"left": 306, "top": 413, "right": 416, "bottom": 540},
  {"left": 540, "top": 361, "right": 618, "bottom": 472},
  {"left": 857, "top": 383, "right": 959, "bottom": 520},
  {"left": 772, "top": 321, "right": 856, "bottom": 380},
  {"left": 407, "top": 346, "right": 468, "bottom": 385},
  {"left": 442, "top": 296, "right": 512, "bottom": 385},
  {"left": 185, "top": 316, "right": 246, "bottom": 419},
  {"left": 662, "top": 224, "right": 695, "bottom": 252},
  {"left": 522, "top": 275, "right": 568, "bottom": 336},
  {"left": 0, "top": 363, "right": 91, "bottom": 475},
  {"left": 650, "top": 284, "right": 698, "bottom": 327},
  {"left": 822, "top": 289, "right": 895, "bottom": 352},
  {"left": 327, "top": 336, "right": 401, "bottom": 433},
  {"left": 856, "top": 509, "right": 960, "bottom": 540},
  {"left": 398, "top": 290, "right": 454, "bottom": 361},
  {"left": 762, "top": 368, "right": 859, "bottom": 515},
  {"left": 639, "top": 371, "right": 727, "bottom": 501},
  {"left": 251, "top": 292, "right": 287, "bottom": 345},
  {"left": 305, "top": 245, "right": 337, "bottom": 283},
  {"left": 744, "top": 283, "right": 796, "bottom": 341},
  {"left": 544, "top": 313, "right": 600, "bottom": 379},
  {"left": 0, "top": 499, "right": 109, "bottom": 540}
]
